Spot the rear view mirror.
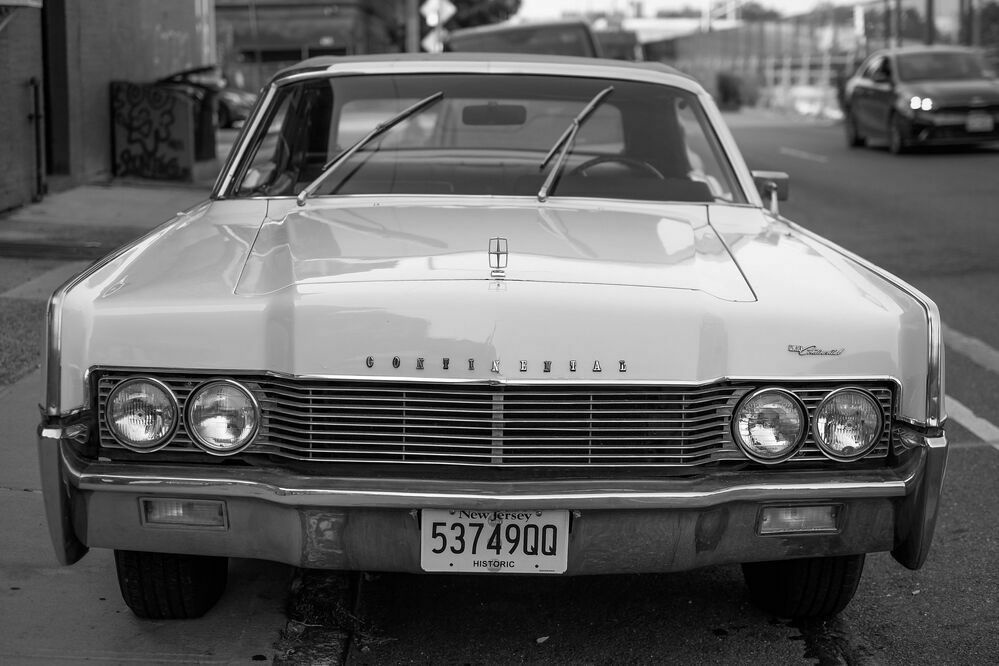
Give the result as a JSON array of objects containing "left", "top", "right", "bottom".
[
  {"left": 462, "top": 103, "right": 527, "bottom": 126},
  {"left": 752, "top": 170, "right": 790, "bottom": 214}
]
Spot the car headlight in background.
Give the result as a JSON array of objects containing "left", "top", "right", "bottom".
[
  {"left": 733, "top": 388, "right": 807, "bottom": 463},
  {"left": 909, "top": 95, "right": 933, "bottom": 111},
  {"left": 106, "top": 377, "right": 178, "bottom": 451},
  {"left": 813, "top": 388, "right": 882, "bottom": 460},
  {"left": 187, "top": 380, "right": 259, "bottom": 455}
]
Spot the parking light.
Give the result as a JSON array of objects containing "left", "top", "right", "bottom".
[
  {"left": 141, "top": 498, "right": 227, "bottom": 528},
  {"left": 759, "top": 505, "right": 839, "bottom": 535}
]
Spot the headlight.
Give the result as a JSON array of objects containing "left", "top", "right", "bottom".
[
  {"left": 733, "top": 388, "right": 806, "bottom": 463},
  {"left": 187, "top": 380, "right": 259, "bottom": 455},
  {"left": 106, "top": 377, "right": 178, "bottom": 451},
  {"left": 909, "top": 95, "right": 933, "bottom": 111},
  {"left": 813, "top": 388, "right": 882, "bottom": 460}
]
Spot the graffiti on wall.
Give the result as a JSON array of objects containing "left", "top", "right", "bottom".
[{"left": 111, "top": 81, "right": 194, "bottom": 181}]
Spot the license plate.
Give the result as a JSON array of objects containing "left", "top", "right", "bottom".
[
  {"left": 420, "top": 509, "right": 569, "bottom": 574},
  {"left": 966, "top": 113, "right": 994, "bottom": 132}
]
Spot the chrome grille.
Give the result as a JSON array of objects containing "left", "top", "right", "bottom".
[{"left": 95, "top": 370, "right": 893, "bottom": 468}]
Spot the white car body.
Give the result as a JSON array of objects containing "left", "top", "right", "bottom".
[{"left": 39, "top": 54, "right": 947, "bottom": 620}]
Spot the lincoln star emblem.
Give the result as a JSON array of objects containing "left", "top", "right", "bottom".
[{"left": 489, "top": 237, "right": 508, "bottom": 278}]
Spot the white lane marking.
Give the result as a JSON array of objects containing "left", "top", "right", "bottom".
[
  {"left": 778, "top": 146, "right": 829, "bottom": 163},
  {"left": 942, "top": 323, "right": 999, "bottom": 376},
  {"left": 945, "top": 395, "right": 999, "bottom": 452}
]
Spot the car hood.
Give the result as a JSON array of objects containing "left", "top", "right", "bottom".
[
  {"left": 236, "top": 198, "right": 754, "bottom": 301},
  {"left": 55, "top": 197, "right": 933, "bottom": 421},
  {"left": 903, "top": 78, "right": 999, "bottom": 105}
]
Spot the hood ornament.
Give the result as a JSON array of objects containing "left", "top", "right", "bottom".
[{"left": 489, "top": 237, "right": 508, "bottom": 278}]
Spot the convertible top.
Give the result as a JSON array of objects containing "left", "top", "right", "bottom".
[{"left": 271, "top": 52, "right": 692, "bottom": 85}]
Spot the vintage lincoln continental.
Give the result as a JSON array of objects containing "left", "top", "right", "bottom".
[{"left": 39, "top": 54, "right": 947, "bottom": 620}]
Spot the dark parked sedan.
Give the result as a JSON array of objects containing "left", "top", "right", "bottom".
[{"left": 842, "top": 46, "right": 999, "bottom": 153}]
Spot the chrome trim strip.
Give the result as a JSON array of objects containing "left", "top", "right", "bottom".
[
  {"left": 64, "top": 450, "right": 913, "bottom": 509},
  {"left": 784, "top": 221, "right": 941, "bottom": 427},
  {"left": 216, "top": 84, "right": 278, "bottom": 198},
  {"left": 90, "top": 366, "right": 904, "bottom": 389}
]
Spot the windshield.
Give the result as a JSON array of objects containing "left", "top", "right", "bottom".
[
  {"left": 896, "top": 51, "right": 987, "bottom": 82},
  {"left": 232, "top": 73, "right": 744, "bottom": 204}
]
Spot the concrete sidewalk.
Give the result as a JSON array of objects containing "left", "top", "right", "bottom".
[{"left": 0, "top": 182, "right": 211, "bottom": 259}]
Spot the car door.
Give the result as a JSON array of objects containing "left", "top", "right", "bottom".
[
  {"left": 850, "top": 56, "right": 885, "bottom": 135},
  {"left": 865, "top": 56, "right": 897, "bottom": 137}
]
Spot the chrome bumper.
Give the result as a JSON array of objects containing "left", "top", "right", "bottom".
[{"left": 39, "top": 427, "right": 947, "bottom": 573}]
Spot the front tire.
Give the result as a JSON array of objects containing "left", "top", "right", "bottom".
[
  {"left": 844, "top": 110, "right": 864, "bottom": 148},
  {"left": 114, "top": 550, "right": 228, "bottom": 619},
  {"left": 741, "top": 554, "right": 865, "bottom": 618},
  {"left": 888, "top": 114, "right": 908, "bottom": 154}
]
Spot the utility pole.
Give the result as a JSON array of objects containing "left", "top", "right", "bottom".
[{"left": 405, "top": 0, "right": 420, "bottom": 52}]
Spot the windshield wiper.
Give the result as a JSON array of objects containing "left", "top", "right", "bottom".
[
  {"left": 536, "top": 86, "right": 614, "bottom": 202},
  {"left": 296, "top": 91, "right": 444, "bottom": 206}
]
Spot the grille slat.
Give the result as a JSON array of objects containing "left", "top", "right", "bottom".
[{"left": 96, "top": 371, "right": 893, "bottom": 468}]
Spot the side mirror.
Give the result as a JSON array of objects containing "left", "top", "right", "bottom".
[
  {"left": 752, "top": 170, "right": 789, "bottom": 214},
  {"left": 871, "top": 70, "right": 892, "bottom": 85}
]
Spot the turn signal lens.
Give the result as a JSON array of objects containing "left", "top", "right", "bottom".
[
  {"left": 106, "top": 378, "right": 178, "bottom": 451},
  {"left": 759, "top": 505, "right": 839, "bottom": 534},
  {"left": 141, "top": 498, "right": 227, "bottom": 528},
  {"left": 733, "top": 389, "right": 806, "bottom": 463},
  {"left": 187, "top": 380, "right": 259, "bottom": 454},
  {"left": 813, "top": 389, "right": 882, "bottom": 460}
]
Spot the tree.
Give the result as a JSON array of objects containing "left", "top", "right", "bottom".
[
  {"left": 444, "top": 0, "right": 522, "bottom": 30},
  {"left": 656, "top": 6, "right": 701, "bottom": 18},
  {"left": 738, "top": 2, "right": 781, "bottom": 22}
]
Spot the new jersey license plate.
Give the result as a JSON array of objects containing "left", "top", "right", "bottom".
[
  {"left": 420, "top": 509, "right": 569, "bottom": 574},
  {"left": 966, "top": 113, "right": 994, "bottom": 132}
]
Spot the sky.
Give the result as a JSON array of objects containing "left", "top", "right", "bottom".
[{"left": 516, "top": 0, "right": 845, "bottom": 20}]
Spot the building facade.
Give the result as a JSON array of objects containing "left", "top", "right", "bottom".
[
  {"left": 215, "top": 0, "right": 403, "bottom": 92},
  {"left": 0, "top": 0, "right": 214, "bottom": 213}
]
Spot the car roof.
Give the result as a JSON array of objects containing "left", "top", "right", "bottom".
[
  {"left": 873, "top": 44, "right": 983, "bottom": 58},
  {"left": 272, "top": 52, "right": 692, "bottom": 85}
]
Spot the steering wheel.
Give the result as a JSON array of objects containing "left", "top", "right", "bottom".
[{"left": 568, "top": 156, "right": 665, "bottom": 179}]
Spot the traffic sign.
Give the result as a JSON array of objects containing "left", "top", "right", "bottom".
[
  {"left": 421, "top": 26, "right": 445, "bottom": 53},
  {"left": 420, "top": 0, "right": 456, "bottom": 28}
]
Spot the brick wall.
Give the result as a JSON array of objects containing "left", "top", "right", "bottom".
[{"left": 0, "top": 8, "right": 44, "bottom": 213}]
